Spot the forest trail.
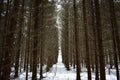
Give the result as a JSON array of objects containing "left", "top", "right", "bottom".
[
  {"left": 18, "top": 52, "right": 117, "bottom": 80},
  {"left": 43, "top": 52, "right": 76, "bottom": 80},
  {"left": 43, "top": 52, "right": 117, "bottom": 80},
  {"left": 43, "top": 62, "right": 75, "bottom": 80}
]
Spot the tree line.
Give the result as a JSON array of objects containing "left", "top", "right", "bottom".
[
  {"left": 61, "top": 0, "right": 120, "bottom": 80},
  {"left": 0, "top": 0, "right": 58, "bottom": 80}
]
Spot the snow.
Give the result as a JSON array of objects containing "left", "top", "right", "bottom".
[
  {"left": 43, "top": 63, "right": 75, "bottom": 80},
  {"left": 43, "top": 51, "right": 76, "bottom": 80},
  {"left": 17, "top": 51, "right": 117, "bottom": 80}
]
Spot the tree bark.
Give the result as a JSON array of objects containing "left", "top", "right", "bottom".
[
  {"left": 73, "top": 0, "right": 81, "bottom": 80},
  {"left": 32, "top": 0, "right": 40, "bottom": 79},
  {"left": 108, "top": 0, "right": 119, "bottom": 80},
  {"left": 40, "top": 0, "right": 43, "bottom": 79},
  {"left": 94, "top": 0, "right": 106, "bottom": 80},
  {"left": 90, "top": 0, "right": 99, "bottom": 80},
  {"left": 82, "top": 0, "right": 91, "bottom": 80},
  {"left": 2, "top": 0, "right": 20, "bottom": 79},
  {"left": 14, "top": 0, "right": 24, "bottom": 78}
]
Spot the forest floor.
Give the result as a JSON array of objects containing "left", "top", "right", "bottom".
[
  {"left": 16, "top": 53, "right": 117, "bottom": 80},
  {"left": 42, "top": 62, "right": 117, "bottom": 80},
  {"left": 17, "top": 62, "right": 117, "bottom": 80}
]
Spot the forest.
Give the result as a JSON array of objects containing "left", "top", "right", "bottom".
[{"left": 0, "top": 0, "right": 120, "bottom": 80}]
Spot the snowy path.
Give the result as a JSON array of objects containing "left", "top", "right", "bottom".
[
  {"left": 42, "top": 52, "right": 117, "bottom": 80},
  {"left": 18, "top": 52, "right": 117, "bottom": 80},
  {"left": 43, "top": 64, "right": 117, "bottom": 80},
  {"left": 43, "top": 62, "right": 76, "bottom": 80},
  {"left": 43, "top": 52, "right": 76, "bottom": 80},
  {"left": 43, "top": 52, "right": 92, "bottom": 80}
]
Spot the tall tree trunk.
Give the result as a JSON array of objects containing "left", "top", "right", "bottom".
[
  {"left": 73, "top": 0, "right": 81, "bottom": 80},
  {"left": 73, "top": 32, "right": 76, "bottom": 69},
  {"left": 32, "top": 0, "right": 40, "bottom": 79},
  {"left": 14, "top": 0, "right": 24, "bottom": 78},
  {"left": 40, "top": 0, "right": 43, "bottom": 79},
  {"left": 0, "top": 0, "right": 5, "bottom": 78},
  {"left": 26, "top": 24, "right": 30, "bottom": 80},
  {"left": 64, "top": 3, "right": 70, "bottom": 70},
  {"left": 108, "top": 0, "right": 119, "bottom": 80},
  {"left": 82, "top": 0, "right": 91, "bottom": 80},
  {"left": 94, "top": 0, "right": 106, "bottom": 80},
  {"left": 90, "top": 0, "right": 99, "bottom": 80},
  {"left": 2, "top": 0, "right": 20, "bottom": 79}
]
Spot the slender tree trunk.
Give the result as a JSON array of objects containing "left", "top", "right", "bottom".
[
  {"left": 94, "top": 0, "right": 106, "bottom": 80},
  {"left": 40, "top": 0, "right": 43, "bottom": 79},
  {"left": 108, "top": 0, "right": 119, "bottom": 80},
  {"left": 73, "top": 29, "right": 76, "bottom": 69},
  {"left": 73, "top": 0, "right": 81, "bottom": 80},
  {"left": 90, "top": 0, "right": 99, "bottom": 80},
  {"left": 26, "top": 24, "right": 30, "bottom": 80},
  {"left": 82, "top": 0, "right": 91, "bottom": 80},
  {"left": 14, "top": 0, "right": 24, "bottom": 77},
  {"left": 24, "top": 49, "right": 27, "bottom": 71},
  {"left": 32, "top": 0, "right": 40, "bottom": 79},
  {"left": 2, "top": 0, "right": 20, "bottom": 79},
  {"left": 65, "top": 3, "right": 70, "bottom": 70},
  {"left": 14, "top": 29, "right": 22, "bottom": 78},
  {"left": 0, "top": 0, "right": 5, "bottom": 78}
]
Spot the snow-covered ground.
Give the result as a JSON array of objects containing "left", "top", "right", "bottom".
[
  {"left": 17, "top": 65, "right": 117, "bottom": 80},
  {"left": 42, "top": 63, "right": 117, "bottom": 80},
  {"left": 16, "top": 52, "right": 117, "bottom": 80}
]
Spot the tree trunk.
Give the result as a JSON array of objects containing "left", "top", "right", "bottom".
[
  {"left": 14, "top": 0, "right": 24, "bottom": 77},
  {"left": 2, "top": 0, "right": 20, "bottom": 79},
  {"left": 108, "top": 0, "right": 119, "bottom": 80},
  {"left": 40, "top": 0, "right": 43, "bottom": 79},
  {"left": 90, "top": 0, "right": 99, "bottom": 80},
  {"left": 32, "top": 0, "right": 40, "bottom": 79},
  {"left": 94, "top": 0, "right": 106, "bottom": 80},
  {"left": 73, "top": 0, "right": 81, "bottom": 80},
  {"left": 82, "top": 0, "right": 91, "bottom": 80}
]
